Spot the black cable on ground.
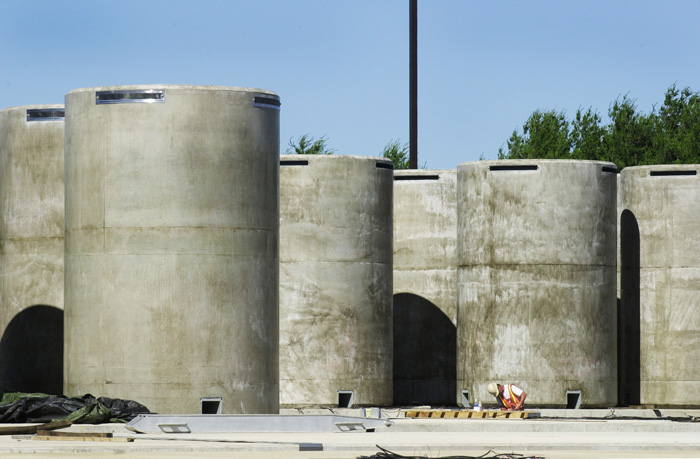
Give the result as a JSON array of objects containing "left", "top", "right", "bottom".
[
  {"left": 357, "top": 445, "right": 546, "bottom": 459},
  {"left": 537, "top": 415, "right": 700, "bottom": 422}
]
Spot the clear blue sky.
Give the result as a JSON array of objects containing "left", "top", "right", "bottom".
[{"left": 1, "top": 0, "right": 698, "bottom": 170}]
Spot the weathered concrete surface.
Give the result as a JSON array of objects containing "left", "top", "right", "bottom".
[
  {"left": 3, "top": 411, "right": 700, "bottom": 458},
  {"left": 457, "top": 160, "right": 618, "bottom": 407},
  {"left": 392, "top": 170, "right": 457, "bottom": 405},
  {"left": 0, "top": 105, "right": 64, "bottom": 394},
  {"left": 64, "top": 85, "right": 280, "bottom": 414},
  {"left": 279, "top": 155, "right": 393, "bottom": 407},
  {"left": 620, "top": 165, "right": 700, "bottom": 406},
  {"left": 393, "top": 170, "right": 457, "bottom": 319}
]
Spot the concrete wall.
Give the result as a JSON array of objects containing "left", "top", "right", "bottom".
[
  {"left": 0, "top": 105, "right": 65, "bottom": 394},
  {"left": 279, "top": 155, "right": 393, "bottom": 407},
  {"left": 64, "top": 85, "right": 280, "bottom": 414},
  {"left": 457, "top": 160, "right": 618, "bottom": 407},
  {"left": 393, "top": 170, "right": 457, "bottom": 405},
  {"left": 620, "top": 165, "right": 700, "bottom": 406}
]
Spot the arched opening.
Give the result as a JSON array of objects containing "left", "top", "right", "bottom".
[
  {"left": 393, "top": 293, "right": 456, "bottom": 406},
  {"left": 619, "top": 209, "right": 640, "bottom": 406},
  {"left": 0, "top": 305, "right": 63, "bottom": 395}
]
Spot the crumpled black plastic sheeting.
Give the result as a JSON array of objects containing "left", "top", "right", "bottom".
[{"left": 0, "top": 393, "right": 150, "bottom": 423}]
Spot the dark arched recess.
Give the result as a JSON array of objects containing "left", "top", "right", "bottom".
[
  {"left": 393, "top": 293, "right": 456, "bottom": 406},
  {"left": 619, "top": 209, "right": 640, "bottom": 406},
  {"left": 0, "top": 305, "right": 63, "bottom": 395}
]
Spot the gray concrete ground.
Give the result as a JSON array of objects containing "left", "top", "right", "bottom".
[{"left": 1, "top": 409, "right": 700, "bottom": 458}]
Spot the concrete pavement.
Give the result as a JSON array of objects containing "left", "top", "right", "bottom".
[{"left": 1, "top": 409, "right": 700, "bottom": 458}]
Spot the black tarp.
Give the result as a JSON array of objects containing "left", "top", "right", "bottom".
[{"left": 0, "top": 393, "right": 150, "bottom": 423}]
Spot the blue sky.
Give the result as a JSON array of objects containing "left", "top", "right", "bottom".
[{"left": 1, "top": 1, "right": 698, "bottom": 170}]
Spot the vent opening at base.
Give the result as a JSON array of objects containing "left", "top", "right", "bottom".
[
  {"left": 201, "top": 397, "right": 222, "bottom": 414},
  {"left": 338, "top": 391, "right": 354, "bottom": 408},
  {"left": 566, "top": 390, "right": 581, "bottom": 409},
  {"left": 461, "top": 390, "right": 470, "bottom": 408}
]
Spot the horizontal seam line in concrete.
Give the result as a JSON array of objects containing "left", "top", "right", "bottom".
[
  {"left": 458, "top": 263, "right": 617, "bottom": 268},
  {"left": 67, "top": 226, "right": 276, "bottom": 231},
  {"left": 393, "top": 267, "right": 459, "bottom": 271},
  {"left": 0, "top": 236, "right": 64, "bottom": 240},
  {"left": 280, "top": 261, "right": 391, "bottom": 264},
  {"left": 66, "top": 254, "right": 276, "bottom": 257}
]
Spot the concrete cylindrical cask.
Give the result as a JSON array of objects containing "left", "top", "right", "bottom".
[
  {"left": 457, "top": 160, "right": 617, "bottom": 407},
  {"left": 0, "top": 105, "right": 65, "bottom": 394},
  {"left": 393, "top": 170, "right": 457, "bottom": 405},
  {"left": 279, "top": 155, "right": 393, "bottom": 407},
  {"left": 64, "top": 85, "right": 280, "bottom": 414},
  {"left": 620, "top": 165, "right": 700, "bottom": 406}
]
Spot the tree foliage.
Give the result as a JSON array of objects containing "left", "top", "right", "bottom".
[
  {"left": 286, "top": 134, "right": 335, "bottom": 155},
  {"left": 382, "top": 139, "right": 410, "bottom": 169},
  {"left": 381, "top": 140, "right": 428, "bottom": 169},
  {"left": 498, "top": 85, "right": 700, "bottom": 169}
]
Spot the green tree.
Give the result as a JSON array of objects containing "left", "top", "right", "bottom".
[
  {"left": 600, "top": 96, "right": 655, "bottom": 169},
  {"left": 652, "top": 84, "right": 700, "bottom": 164},
  {"left": 286, "top": 134, "right": 335, "bottom": 155},
  {"left": 382, "top": 139, "right": 410, "bottom": 169},
  {"left": 498, "top": 85, "right": 700, "bottom": 169},
  {"left": 498, "top": 109, "right": 571, "bottom": 159},
  {"left": 571, "top": 108, "right": 605, "bottom": 160},
  {"left": 381, "top": 140, "right": 428, "bottom": 169}
]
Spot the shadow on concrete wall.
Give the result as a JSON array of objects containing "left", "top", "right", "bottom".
[
  {"left": 0, "top": 305, "right": 63, "bottom": 395},
  {"left": 393, "top": 293, "right": 456, "bottom": 406},
  {"left": 619, "top": 209, "right": 640, "bottom": 406}
]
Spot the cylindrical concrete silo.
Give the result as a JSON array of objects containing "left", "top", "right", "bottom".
[
  {"left": 458, "top": 160, "right": 617, "bottom": 407},
  {"left": 620, "top": 165, "right": 700, "bottom": 406},
  {"left": 279, "top": 155, "right": 393, "bottom": 407},
  {"left": 64, "top": 85, "right": 280, "bottom": 414},
  {"left": 0, "top": 105, "right": 65, "bottom": 395},
  {"left": 393, "top": 170, "right": 457, "bottom": 405}
]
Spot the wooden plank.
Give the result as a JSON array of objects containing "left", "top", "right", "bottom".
[
  {"left": 36, "top": 430, "right": 112, "bottom": 438},
  {"left": 401, "top": 409, "right": 531, "bottom": 419},
  {"left": 0, "top": 420, "right": 72, "bottom": 436},
  {"left": 31, "top": 435, "right": 133, "bottom": 442}
]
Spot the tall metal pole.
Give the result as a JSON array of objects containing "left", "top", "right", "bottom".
[{"left": 409, "top": 0, "right": 418, "bottom": 169}]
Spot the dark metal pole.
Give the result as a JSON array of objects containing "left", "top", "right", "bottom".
[{"left": 409, "top": 0, "right": 418, "bottom": 169}]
